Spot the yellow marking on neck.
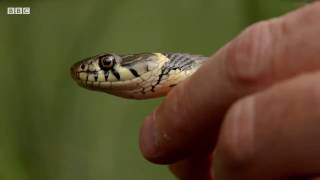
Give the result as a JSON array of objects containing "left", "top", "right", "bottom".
[{"left": 153, "top": 53, "right": 170, "bottom": 67}]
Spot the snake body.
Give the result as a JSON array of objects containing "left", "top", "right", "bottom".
[{"left": 70, "top": 52, "right": 207, "bottom": 99}]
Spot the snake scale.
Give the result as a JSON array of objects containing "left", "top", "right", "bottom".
[{"left": 70, "top": 52, "right": 207, "bottom": 99}]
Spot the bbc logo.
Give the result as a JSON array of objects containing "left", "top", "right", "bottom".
[{"left": 7, "top": 7, "right": 31, "bottom": 15}]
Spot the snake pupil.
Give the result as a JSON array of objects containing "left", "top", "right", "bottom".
[{"left": 102, "top": 59, "right": 112, "bottom": 66}]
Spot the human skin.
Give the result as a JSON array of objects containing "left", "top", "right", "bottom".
[{"left": 139, "top": 2, "right": 320, "bottom": 180}]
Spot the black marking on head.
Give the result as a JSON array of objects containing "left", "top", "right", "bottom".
[
  {"left": 145, "top": 64, "right": 150, "bottom": 72},
  {"left": 111, "top": 69, "right": 121, "bottom": 80},
  {"left": 129, "top": 68, "right": 140, "bottom": 77},
  {"left": 155, "top": 62, "right": 180, "bottom": 87},
  {"left": 151, "top": 86, "right": 155, "bottom": 92},
  {"left": 104, "top": 71, "right": 109, "bottom": 80},
  {"left": 155, "top": 69, "right": 165, "bottom": 88},
  {"left": 155, "top": 53, "right": 202, "bottom": 88}
]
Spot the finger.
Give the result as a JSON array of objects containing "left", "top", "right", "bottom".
[
  {"left": 169, "top": 154, "right": 213, "bottom": 180},
  {"left": 214, "top": 71, "right": 320, "bottom": 180},
  {"left": 140, "top": 2, "right": 320, "bottom": 164}
]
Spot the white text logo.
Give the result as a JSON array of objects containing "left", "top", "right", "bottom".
[{"left": 7, "top": 7, "right": 31, "bottom": 15}]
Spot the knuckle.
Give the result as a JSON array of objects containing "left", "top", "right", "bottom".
[
  {"left": 216, "top": 96, "right": 257, "bottom": 167},
  {"left": 223, "top": 20, "right": 277, "bottom": 88}
]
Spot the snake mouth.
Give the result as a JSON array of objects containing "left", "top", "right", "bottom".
[
  {"left": 70, "top": 59, "right": 101, "bottom": 82},
  {"left": 70, "top": 61, "right": 145, "bottom": 93},
  {"left": 70, "top": 65, "right": 87, "bottom": 81},
  {"left": 70, "top": 62, "right": 97, "bottom": 90},
  {"left": 70, "top": 66, "right": 100, "bottom": 87}
]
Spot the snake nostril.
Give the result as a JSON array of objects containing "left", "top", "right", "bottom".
[{"left": 80, "top": 64, "right": 86, "bottom": 70}]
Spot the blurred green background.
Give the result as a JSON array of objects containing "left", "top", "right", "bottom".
[{"left": 0, "top": 0, "right": 302, "bottom": 179}]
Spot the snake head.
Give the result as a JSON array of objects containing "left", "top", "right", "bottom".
[
  {"left": 70, "top": 53, "right": 121, "bottom": 82},
  {"left": 70, "top": 52, "right": 167, "bottom": 99}
]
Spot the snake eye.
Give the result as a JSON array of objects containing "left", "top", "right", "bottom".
[{"left": 99, "top": 54, "right": 115, "bottom": 70}]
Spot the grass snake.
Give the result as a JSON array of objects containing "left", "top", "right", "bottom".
[{"left": 70, "top": 52, "right": 207, "bottom": 99}]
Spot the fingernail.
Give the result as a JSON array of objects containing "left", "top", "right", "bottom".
[{"left": 140, "top": 111, "right": 160, "bottom": 160}]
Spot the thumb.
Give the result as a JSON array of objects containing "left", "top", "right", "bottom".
[{"left": 140, "top": 2, "right": 320, "bottom": 164}]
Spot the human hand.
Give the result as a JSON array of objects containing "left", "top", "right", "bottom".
[{"left": 140, "top": 2, "right": 320, "bottom": 180}]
